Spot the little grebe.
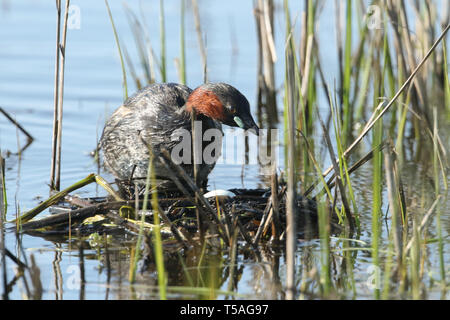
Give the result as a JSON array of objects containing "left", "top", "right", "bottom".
[{"left": 100, "top": 82, "right": 259, "bottom": 191}]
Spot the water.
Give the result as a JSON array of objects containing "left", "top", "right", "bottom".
[{"left": 0, "top": 0, "right": 449, "bottom": 300}]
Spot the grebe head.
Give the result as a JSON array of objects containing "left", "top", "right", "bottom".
[{"left": 186, "top": 83, "right": 259, "bottom": 135}]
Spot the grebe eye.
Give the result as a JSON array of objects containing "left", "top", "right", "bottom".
[{"left": 227, "top": 105, "right": 237, "bottom": 114}]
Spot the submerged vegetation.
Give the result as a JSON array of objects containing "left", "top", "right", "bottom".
[{"left": 0, "top": 0, "right": 449, "bottom": 300}]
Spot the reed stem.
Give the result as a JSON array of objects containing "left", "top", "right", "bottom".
[
  {"left": 159, "top": 0, "right": 167, "bottom": 82},
  {"left": 180, "top": 0, "right": 186, "bottom": 85},
  {"left": 284, "top": 0, "right": 297, "bottom": 300},
  {"left": 105, "top": 0, "right": 128, "bottom": 100},
  {"left": 50, "top": 0, "right": 70, "bottom": 192}
]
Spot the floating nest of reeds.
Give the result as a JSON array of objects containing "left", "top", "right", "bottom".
[
  {"left": 13, "top": 150, "right": 346, "bottom": 248},
  {"left": 15, "top": 181, "right": 343, "bottom": 249}
]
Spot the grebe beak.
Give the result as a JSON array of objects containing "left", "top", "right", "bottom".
[
  {"left": 234, "top": 116, "right": 260, "bottom": 136},
  {"left": 233, "top": 116, "right": 244, "bottom": 128}
]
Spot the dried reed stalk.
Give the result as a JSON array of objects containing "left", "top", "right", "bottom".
[
  {"left": 255, "top": 0, "right": 277, "bottom": 124},
  {"left": 0, "top": 154, "right": 6, "bottom": 300},
  {"left": 0, "top": 107, "right": 34, "bottom": 143},
  {"left": 191, "top": 0, "right": 208, "bottom": 83},
  {"left": 50, "top": 0, "right": 70, "bottom": 192},
  {"left": 318, "top": 23, "right": 449, "bottom": 181},
  {"left": 285, "top": 35, "right": 297, "bottom": 301}
]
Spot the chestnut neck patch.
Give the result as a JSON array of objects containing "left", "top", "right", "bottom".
[{"left": 186, "top": 89, "right": 226, "bottom": 121}]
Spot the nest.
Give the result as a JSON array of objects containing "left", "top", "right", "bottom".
[
  {"left": 17, "top": 185, "right": 342, "bottom": 247},
  {"left": 14, "top": 151, "right": 346, "bottom": 248}
]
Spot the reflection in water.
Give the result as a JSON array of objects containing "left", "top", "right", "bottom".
[
  {"left": 15, "top": 233, "right": 290, "bottom": 299},
  {"left": 52, "top": 243, "right": 63, "bottom": 300},
  {"left": 78, "top": 236, "right": 85, "bottom": 300},
  {"left": 0, "top": 107, "right": 34, "bottom": 156},
  {"left": 98, "top": 238, "right": 288, "bottom": 299}
]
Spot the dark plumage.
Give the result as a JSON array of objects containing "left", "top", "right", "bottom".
[{"left": 100, "top": 82, "right": 259, "bottom": 192}]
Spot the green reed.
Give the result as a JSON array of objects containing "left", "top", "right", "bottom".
[
  {"left": 179, "top": 0, "right": 186, "bottom": 85},
  {"left": 433, "top": 108, "right": 446, "bottom": 296},
  {"left": 105, "top": 0, "right": 128, "bottom": 101},
  {"left": 123, "top": 1, "right": 182, "bottom": 87},
  {"left": 371, "top": 106, "right": 383, "bottom": 300},
  {"left": 354, "top": 44, "right": 373, "bottom": 126},
  {"left": 123, "top": 5, "right": 153, "bottom": 87},
  {"left": 150, "top": 156, "right": 167, "bottom": 299},
  {"left": 328, "top": 91, "right": 358, "bottom": 228},
  {"left": 283, "top": 0, "right": 299, "bottom": 299},
  {"left": 317, "top": 196, "right": 331, "bottom": 297},
  {"left": 128, "top": 153, "right": 166, "bottom": 299},
  {"left": 0, "top": 154, "right": 6, "bottom": 218},
  {"left": 301, "top": 0, "right": 315, "bottom": 189},
  {"left": 341, "top": 0, "right": 353, "bottom": 147},
  {"left": 410, "top": 217, "right": 421, "bottom": 299},
  {"left": 0, "top": 152, "right": 6, "bottom": 301},
  {"left": 383, "top": 146, "right": 404, "bottom": 299},
  {"left": 159, "top": 0, "right": 167, "bottom": 82},
  {"left": 304, "top": 0, "right": 316, "bottom": 134},
  {"left": 444, "top": 39, "right": 450, "bottom": 122}
]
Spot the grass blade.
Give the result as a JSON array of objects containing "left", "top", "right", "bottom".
[{"left": 105, "top": 0, "right": 128, "bottom": 101}]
